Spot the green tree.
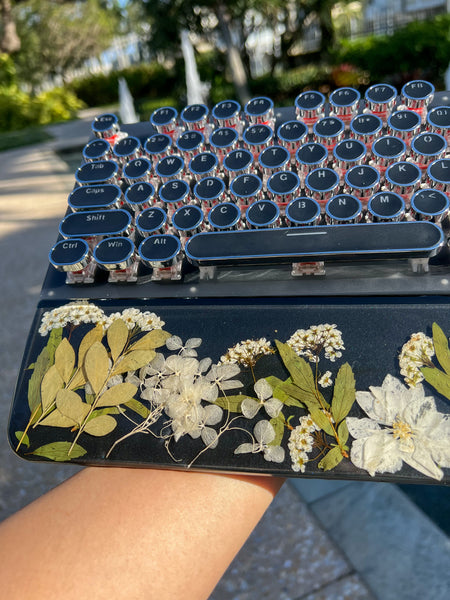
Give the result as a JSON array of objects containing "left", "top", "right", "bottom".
[{"left": 12, "top": 0, "right": 120, "bottom": 91}]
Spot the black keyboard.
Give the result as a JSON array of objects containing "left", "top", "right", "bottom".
[{"left": 9, "top": 80, "right": 450, "bottom": 485}]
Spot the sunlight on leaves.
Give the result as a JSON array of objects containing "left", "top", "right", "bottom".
[
  {"left": 83, "top": 414, "right": 117, "bottom": 437},
  {"left": 330, "top": 363, "right": 355, "bottom": 424},
  {"left": 128, "top": 329, "right": 171, "bottom": 352},
  {"left": 78, "top": 323, "right": 104, "bottom": 365},
  {"left": 84, "top": 341, "right": 109, "bottom": 395},
  {"left": 56, "top": 389, "right": 90, "bottom": 425},
  {"left": 40, "top": 364, "right": 64, "bottom": 412},
  {"left": 54, "top": 337, "right": 76, "bottom": 385},
  {"left": 32, "top": 441, "right": 86, "bottom": 462},
  {"left": 96, "top": 382, "right": 137, "bottom": 408},
  {"left": 432, "top": 322, "right": 450, "bottom": 376},
  {"left": 111, "top": 350, "right": 156, "bottom": 376},
  {"left": 107, "top": 318, "right": 129, "bottom": 362}
]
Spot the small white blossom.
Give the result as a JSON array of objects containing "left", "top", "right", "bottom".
[
  {"left": 220, "top": 338, "right": 273, "bottom": 368},
  {"left": 235, "top": 420, "right": 285, "bottom": 463},
  {"left": 241, "top": 378, "right": 283, "bottom": 419},
  {"left": 318, "top": 371, "right": 333, "bottom": 388},
  {"left": 39, "top": 301, "right": 106, "bottom": 335},
  {"left": 399, "top": 332, "right": 435, "bottom": 387},
  {"left": 287, "top": 324, "right": 344, "bottom": 363},
  {"left": 347, "top": 374, "right": 450, "bottom": 480},
  {"left": 288, "top": 415, "right": 319, "bottom": 472},
  {"left": 166, "top": 336, "right": 202, "bottom": 357}
]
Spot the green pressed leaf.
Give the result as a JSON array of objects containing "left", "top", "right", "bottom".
[
  {"left": 304, "top": 404, "right": 335, "bottom": 437},
  {"left": 46, "top": 327, "right": 63, "bottom": 364},
  {"left": 269, "top": 414, "right": 285, "bottom": 447},
  {"left": 337, "top": 419, "right": 349, "bottom": 445},
  {"left": 331, "top": 363, "right": 356, "bottom": 424},
  {"left": 15, "top": 431, "right": 30, "bottom": 448},
  {"left": 84, "top": 341, "right": 109, "bottom": 395},
  {"left": 54, "top": 338, "right": 76, "bottom": 384},
  {"left": 111, "top": 350, "right": 156, "bottom": 375},
  {"left": 432, "top": 323, "right": 450, "bottom": 376},
  {"left": 55, "top": 389, "right": 90, "bottom": 425},
  {"left": 276, "top": 341, "right": 316, "bottom": 393},
  {"left": 39, "top": 409, "right": 77, "bottom": 428},
  {"left": 124, "top": 398, "right": 151, "bottom": 419},
  {"left": 129, "top": 329, "right": 171, "bottom": 351},
  {"left": 40, "top": 364, "right": 64, "bottom": 412},
  {"left": 83, "top": 414, "right": 117, "bottom": 437},
  {"left": 214, "top": 395, "right": 244, "bottom": 412},
  {"left": 96, "top": 382, "right": 137, "bottom": 408},
  {"left": 266, "top": 375, "right": 304, "bottom": 407},
  {"left": 78, "top": 323, "right": 104, "bottom": 365},
  {"left": 107, "top": 318, "right": 129, "bottom": 362},
  {"left": 318, "top": 445, "right": 344, "bottom": 471},
  {"left": 67, "top": 368, "right": 86, "bottom": 391},
  {"left": 421, "top": 366, "right": 450, "bottom": 400},
  {"left": 27, "top": 345, "right": 50, "bottom": 413},
  {"left": 32, "top": 441, "right": 86, "bottom": 462}
]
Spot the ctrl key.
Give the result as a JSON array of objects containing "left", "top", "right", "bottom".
[
  {"left": 138, "top": 234, "right": 182, "bottom": 281},
  {"left": 49, "top": 238, "right": 96, "bottom": 284}
]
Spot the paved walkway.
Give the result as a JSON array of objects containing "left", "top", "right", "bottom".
[{"left": 0, "top": 112, "right": 449, "bottom": 599}]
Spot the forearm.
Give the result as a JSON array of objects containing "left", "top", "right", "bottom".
[{"left": 0, "top": 467, "right": 284, "bottom": 600}]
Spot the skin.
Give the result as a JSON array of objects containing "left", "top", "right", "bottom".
[{"left": 0, "top": 467, "right": 285, "bottom": 600}]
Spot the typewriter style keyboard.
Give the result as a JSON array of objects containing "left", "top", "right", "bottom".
[{"left": 48, "top": 80, "right": 450, "bottom": 296}]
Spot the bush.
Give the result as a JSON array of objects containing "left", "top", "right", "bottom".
[{"left": 336, "top": 14, "right": 450, "bottom": 89}]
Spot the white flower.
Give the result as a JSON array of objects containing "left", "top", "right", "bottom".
[
  {"left": 399, "top": 332, "right": 435, "bottom": 387},
  {"left": 220, "top": 338, "right": 273, "bottom": 368},
  {"left": 235, "top": 420, "right": 285, "bottom": 463},
  {"left": 166, "top": 335, "right": 202, "bottom": 357},
  {"left": 346, "top": 374, "right": 450, "bottom": 481},
  {"left": 287, "top": 324, "right": 344, "bottom": 363},
  {"left": 241, "top": 378, "right": 283, "bottom": 420},
  {"left": 287, "top": 415, "right": 318, "bottom": 472},
  {"left": 39, "top": 301, "right": 106, "bottom": 335},
  {"left": 319, "top": 371, "right": 333, "bottom": 388},
  {"left": 136, "top": 311, "right": 165, "bottom": 331},
  {"left": 203, "top": 363, "right": 243, "bottom": 402}
]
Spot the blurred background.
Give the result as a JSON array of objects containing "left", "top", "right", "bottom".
[{"left": 1, "top": 1, "right": 450, "bottom": 599}]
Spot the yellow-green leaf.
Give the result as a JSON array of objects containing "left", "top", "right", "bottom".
[
  {"left": 111, "top": 350, "right": 155, "bottom": 375},
  {"left": 107, "top": 318, "right": 129, "bottom": 362},
  {"left": 84, "top": 341, "right": 109, "bottom": 395},
  {"left": 78, "top": 323, "right": 104, "bottom": 365},
  {"left": 96, "top": 382, "right": 137, "bottom": 407},
  {"left": 331, "top": 363, "right": 356, "bottom": 424},
  {"left": 41, "top": 365, "right": 64, "bottom": 412},
  {"left": 27, "top": 346, "right": 50, "bottom": 412},
  {"left": 337, "top": 419, "right": 349, "bottom": 445},
  {"left": 129, "top": 329, "right": 171, "bottom": 351},
  {"left": 276, "top": 341, "right": 316, "bottom": 392},
  {"left": 304, "top": 403, "right": 335, "bottom": 437},
  {"left": 56, "top": 389, "right": 90, "bottom": 425},
  {"left": 32, "top": 441, "right": 86, "bottom": 462},
  {"left": 433, "top": 323, "right": 450, "bottom": 375},
  {"left": 421, "top": 366, "right": 450, "bottom": 401},
  {"left": 39, "top": 409, "right": 77, "bottom": 428},
  {"left": 83, "top": 414, "right": 117, "bottom": 436},
  {"left": 214, "top": 395, "right": 244, "bottom": 412},
  {"left": 46, "top": 327, "right": 63, "bottom": 364},
  {"left": 269, "top": 414, "right": 285, "bottom": 446},
  {"left": 54, "top": 338, "right": 76, "bottom": 384},
  {"left": 67, "top": 368, "right": 86, "bottom": 391},
  {"left": 15, "top": 431, "right": 30, "bottom": 448},
  {"left": 124, "top": 398, "right": 151, "bottom": 419},
  {"left": 318, "top": 446, "right": 344, "bottom": 471}
]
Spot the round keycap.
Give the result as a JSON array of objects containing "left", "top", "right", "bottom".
[
  {"left": 82, "top": 139, "right": 111, "bottom": 162},
  {"left": 387, "top": 110, "right": 421, "bottom": 139},
  {"left": 333, "top": 139, "right": 366, "bottom": 171},
  {"left": 208, "top": 202, "right": 241, "bottom": 230},
  {"left": 155, "top": 154, "right": 185, "bottom": 180},
  {"left": 246, "top": 200, "right": 280, "bottom": 228},
  {"left": 296, "top": 142, "right": 328, "bottom": 175},
  {"left": 194, "top": 176, "right": 226, "bottom": 206},
  {"left": 350, "top": 114, "right": 383, "bottom": 143},
  {"left": 189, "top": 152, "right": 219, "bottom": 180},
  {"left": 242, "top": 124, "right": 273, "bottom": 153},
  {"left": 212, "top": 99, "right": 241, "bottom": 126},
  {"left": 329, "top": 87, "right": 360, "bottom": 118},
  {"left": 367, "top": 192, "right": 405, "bottom": 222},
  {"left": 258, "top": 145, "right": 290, "bottom": 173},
  {"left": 159, "top": 179, "right": 190, "bottom": 210},
  {"left": 427, "top": 158, "right": 450, "bottom": 191},
  {"left": 313, "top": 116, "right": 345, "bottom": 147},
  {"left": 123, "top": 157, "right": 152, "bottom": 184},
  {"left": 113, "top": 136, "right": 141, "bottom": 162},
  {"left": 180, "top": 103, "right": 209, "bottom": 128},
  {"left": 410, "top": 132, "right": 447, "bottom": 166},
  {"left": 172, "top": 204, "right": 204, "bottom": 234},
  {"left": 91, "top": 113, "right": 119, "bottom": 138},
  {"left": 401, "top": 80, "right": 434, "bottom": 108},
  {"left": 277, "top": 120, "right": 308, "bottom": 152},
  {"left": 209, "top": 127, "right": 239, "bottom": 155},
  {"left": 144, "top": 133, "right": 172, "bottom": 161},
  {"left": 285, "top": 197, "right": 321, "bottom": 226},
  {"left": 229, "top": 173, "right": 263, "bottom": 206},
  {"left": 371, "top": 136, "right": 407, "bottom": 166},
  {"left": 150, "top": 106, "right": 178, "bottom": 133},
  {"left": 325, "top": 194, "right": 362, "bottom": 224},
  {"left": 344, "top": 165, "right": 380, "bottom": 199},
  {"left": 223, "top": 148, "right": 253, "bottom": 177},
  {"left": 136, "top": 207, "right": 167, "bottom": 236},
  {"left": 411, "top": 188, "right": 450, "bottom": 221},
  {"left": 125, "top": 181, "right": 156, "bottom": 211},
  {"left": 427, "top": 106, "right": 450, "bottom": 138},
  {"left": 305, "top": 167, "right": 340, "bottom": 201},
  {"left": 267, "top": 170, "right": 301, "bottom": 203},
  {"left": 385, "top": 161, "right": 422, "bottom": 195},
  {"left": 294, "top": 91, "right": 326, "bottom": 122},
  {"left": 175, "top": 130, "right": 204, "bottom": 155},
  {"left": 364, "top": 83, "right": 397, "bottom": 113},
  {"left": 244, "top": 96, "right": 274, "bottom": 122}
]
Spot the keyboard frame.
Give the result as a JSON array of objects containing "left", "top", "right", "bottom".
[{"left": 8, "top": 92, "right": 450, "bottom": 485}]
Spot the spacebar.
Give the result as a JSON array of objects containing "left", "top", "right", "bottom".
[{"left": 184, "top": 222, "right": 444, "bottom": 266}]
